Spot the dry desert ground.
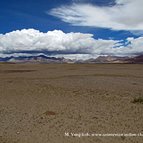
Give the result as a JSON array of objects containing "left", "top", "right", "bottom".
[{"left": 0, "top": 63, "right": 143, "bottom": 143}]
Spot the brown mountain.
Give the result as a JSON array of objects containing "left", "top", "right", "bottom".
[
  {"left": 77, "top": 55, "right": 143, "bottom": 63},
  {"left": 124, "top": 55, "right": 143, "bottom": 63}
]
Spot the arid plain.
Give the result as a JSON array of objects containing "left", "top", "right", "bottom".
[{"left": 0, "top": 63, "right": 143, "bottom": 143}]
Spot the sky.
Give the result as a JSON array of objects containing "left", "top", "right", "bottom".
[{"left": 0, "top": 0, "right": 143, "bottom": 59}]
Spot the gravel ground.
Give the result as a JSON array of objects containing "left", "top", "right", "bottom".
[{"left": 0, "top": 63, "right": 143, "bottom": 143}]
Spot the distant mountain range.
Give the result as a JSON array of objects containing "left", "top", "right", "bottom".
[
  {"left": 79, "top": 55, "right": 143, "bottom": 64},
  {"left": 0, "top": 54, "right": 143, "bottom": 63},
  {"left": 0, "top": 55, "right": 74, "bottom": 63}
]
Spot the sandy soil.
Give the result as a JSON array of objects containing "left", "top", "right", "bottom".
[{"left": 0, "top": 63, "right": 143, "bottom": 143}]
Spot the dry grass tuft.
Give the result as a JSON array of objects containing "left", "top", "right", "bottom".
[{"left": 132, "top": 97, "right": 143, "bottom": 104}]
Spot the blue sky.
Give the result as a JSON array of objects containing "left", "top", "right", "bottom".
[
  {"left": 0, "top": 0, "right": 138, "bottom": 39},
  {"left": 0, "top": 0, "right": 143, "bottom": 59}
]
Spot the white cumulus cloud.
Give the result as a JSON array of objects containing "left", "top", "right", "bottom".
[
  {"left": 49, "top": 0, "right": 143, "bottom": 30},
  {"left": 0, "top": 29, "right": 143, "bottom": 59}
]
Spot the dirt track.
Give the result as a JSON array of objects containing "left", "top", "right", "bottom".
[{"left": 0, "top": 64, "right": 143, "bottom": 143}]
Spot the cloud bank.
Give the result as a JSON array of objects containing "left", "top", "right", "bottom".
[
  {"left": 0, "top": 29, "right": 143, "bottom": 59},
  {"left": 49, "top": 0, "right": 143, "bottom": 31}
]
